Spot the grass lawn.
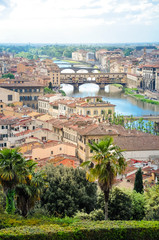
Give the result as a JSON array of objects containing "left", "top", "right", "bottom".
[{"left": 124, "top": 88, "right": 159, "bottom": 105}]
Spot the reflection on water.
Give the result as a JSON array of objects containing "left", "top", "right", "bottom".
[{"left": 61, "top": 83, "right": 159, "bottom": 116}]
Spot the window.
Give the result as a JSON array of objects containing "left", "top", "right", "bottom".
[
  {"left": 8, "top": 95, "right": 12, "bottom": 101},
  {"left": 59, "top": 148, "right": 62, "bottom": 151},
  {"left": 94, "top": 110, "right": 98, "bottom": 115},
  {"left": 86, "top": 110, "right": 91, "bottom": 115},
  {"left": 25, "top": 89, "right": 27, "bottom": 93},
  {"left": 51, "top": 151, "right": 53, "bottom": 154}
]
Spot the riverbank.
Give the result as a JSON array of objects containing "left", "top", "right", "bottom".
[
  {"left": 109, "top": 85, "right": 123, "bottom": 93},
  {"left": 124, "top": 88, "right": 159, "bottom": 105},
  {"left": 62, "top": 83, "right": 159, "bottom": 116}
]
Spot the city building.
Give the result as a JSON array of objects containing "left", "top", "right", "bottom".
[
  {"left": 0, "top": 87, "right": 19, "bottom": 105},
  {"left": 0, "top": 82, "right": 45, "bottom": 109}
]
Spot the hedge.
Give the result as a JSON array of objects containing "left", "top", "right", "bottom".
[{"left": 0, "top": 220, "right": 159, "bottom": 240}]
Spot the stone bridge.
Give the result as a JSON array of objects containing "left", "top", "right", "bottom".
[
  {"left": 60, "top": 72, "right": 127, "bottom": 90},
  {"left": 60, "top": 67, "right": 100, "bottom": 73}
]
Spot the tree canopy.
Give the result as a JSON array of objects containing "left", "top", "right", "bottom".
[
  {"left": 40, "top": 165, "right": 97, "bottom": 217},
  {"left": 2, "top": 73, "right": 15, "bottom": 79},
  {"left": 0, "top": 148, "right": 37, "bottom": 214},
  {"left": 81, "top": 136, "right": 126, "bottom": 220},
  {"left": 134, "top": 168, "right": 144, "bottom": 193}
]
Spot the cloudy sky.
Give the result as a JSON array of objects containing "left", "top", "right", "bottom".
[{"left": 0, "top": 0, "right": 159, "bottom": 43}]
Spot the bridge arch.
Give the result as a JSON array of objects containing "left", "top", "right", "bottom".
[
  {"left": 60, "top": 83, "right": 74, "bottom": 93},
  {"left": 78, "top": 83, "right": 100, "bottom": 92},
  {"left": 76, "top": 69, "right": 88, "bottom": 73},
  {"left": 61, "top": 69, "right": 75, "bottom": 73}
]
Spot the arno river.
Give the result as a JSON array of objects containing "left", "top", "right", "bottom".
[
  {"left": 61, "top": 83, "right": 159, "bottom": 116},
  {"left": 55, "top": 61, "right": 159, "bottom": 117}
]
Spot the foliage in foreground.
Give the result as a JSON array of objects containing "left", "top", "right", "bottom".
[
  {"left": 0, "top": 148, "right": 44, "bottom": 217},
  {"left": 145, "top": 184, "right": 159, "bottom": 220},
  {"left": 0, "top": 217, "right": 159, "bottom": 240},
  {"left": 81, "top": 136, "right": 126, "bottom": 220},
  {"left": 40, "top": 165, "right": 97, "bottom": 217},
  {"left": 97, "top": 187, "right": 145, "bottom": 220}
]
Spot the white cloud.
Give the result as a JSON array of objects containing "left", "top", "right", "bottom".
[
  {"left": 0, "top": 4, "right": 5, "bottom": 14},
  {"left": 0, "top": 0, "right": 158, "bottom": 42}
]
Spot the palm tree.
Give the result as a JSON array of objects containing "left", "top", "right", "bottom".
[
  {"left": 0, "top": 148, "right": 36, "bottom": 214},
  {"left": 16, "top": 171, "right": 45, "bottom": 217},
  {"left": 81, "top": 136, "right": 126, "bottom": 220}
]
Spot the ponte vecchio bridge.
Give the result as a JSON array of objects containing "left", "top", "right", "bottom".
[{"left": 60, "top": 72, "right": 127, "bottom": 90}]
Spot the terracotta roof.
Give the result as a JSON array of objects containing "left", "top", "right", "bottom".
[
  {"left": 0, "top": 82, "right": 45, "bottom": 87},
  {"left": 14, "top": 128, "right": 40, "bottom": 137},
  {"left": 37, "top": 154, "right": 80, "bottom": 168},
  {"left": 114, "top": 135, "right": 159, "bottom": 151}
]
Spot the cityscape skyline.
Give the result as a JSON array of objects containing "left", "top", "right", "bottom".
[{"left": 0, "top": 0, "right": 159, "bottom": 43}]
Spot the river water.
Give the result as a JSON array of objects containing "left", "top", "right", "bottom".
[
  {"left": 55, "top": 60, "right": 159, "bottom": 117},
  {"left": 61, "top": 84, "right": 159, "bottom": 116}
]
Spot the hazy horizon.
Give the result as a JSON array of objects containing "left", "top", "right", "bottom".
[{"left": 0, "top": 0, "right": 159, "bottom": 43}]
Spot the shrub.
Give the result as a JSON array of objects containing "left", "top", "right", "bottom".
[
  {"left": 89, "top": 209, "right": 104, "bottom": 221},
  {"left": 108, "top": 188, "right": 132, "bottom": 220},
  {"left": 145, "top": 185, "right": 159, "bottom": 220},
  {"left": 131, "top": 191, "right": 145, "bottom": 220},
  {"left": 0, "top": 221, "right": 159, "bottom": 240},
  {"left": 74, "top": 209, "right": 104, "bottom": 221},
  {"left": 97, "top": 188, "right": 145, "bottom": 220},
  {"left": 40, "top": 165, "right": 97, "bottom": 217},
  {"left": 74, "top": 211, "right": 91, "bottom": 220},
  {"left": 0, "top": 186, "right": 5, "bottom": 213}
]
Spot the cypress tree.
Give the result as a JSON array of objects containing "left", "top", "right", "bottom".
[
  {"left": 48, "top": 82, "right": 52, "bottom": 90},
  {"left": 134, "top": 168, "right": 144, "bottom": 193}
]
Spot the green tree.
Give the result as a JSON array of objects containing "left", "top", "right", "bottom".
[
  {"left": 108, "top": 188, "right": 132, "bottom": 220},
  {"left": 40, "top": 165, "right": 97, "bottom": 217},
  {"left": 97, "top": 188, "right": 145, "bottom": 220},
  {"left": 131, "top": 190, "right": 145, "bottom": 220},
  {"left": 124, "top": 48, "right": 133, "bottom": 56},
  {"left": 0, "top": 185, "right": 5, "bottom": 213},
  {"left": 59, "top": 89, "right": 66, "bottom": 96},
  {"left": 134, "top": 168, "right": 144, "bottom": 193},
  {"left": 48, "top": 82, "right": 53, "bottom": 90},
  {"left": 81, "top": 136, "right": 126, "bottom": 220},
  {"left": 2, "top": 73, "right": 15, "bottom": 79},
  {"left": 16, "top": 171, "right": 44, "bottom": 217},
  {"left": 44, "top": 87, "right": 56, "bottom": 94},
  {"left": 0, "top": 148, "right": 36, "bottom": 214},
  {"left": 145, "top": 185, "right": 159, "bottom": 220}
]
